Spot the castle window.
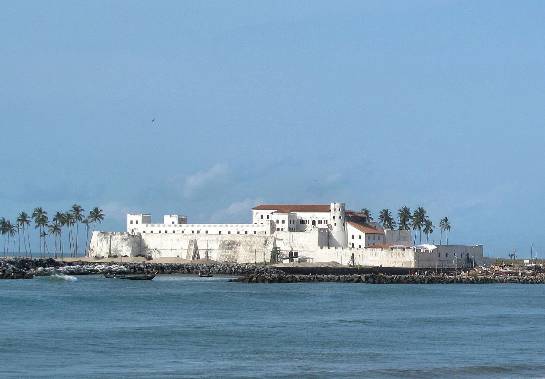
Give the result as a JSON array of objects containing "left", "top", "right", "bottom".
[
  {"left": 192, "top": 230, "right": 194, "bottom": 234},
  {"left": 205, "top": 230, "right": 208, "bottom": 234},
  {"left": 219, "top": 231, "right": 222, "bottom": 235},
  {"left": 237, "top": 231, "right": 240, "bottom": 234},
  {"left": 282, "top": 220, "right": 285, "bottom": 224},
  {"left": 182, "top": 230, "right": 184, "bottom": 234},
  {"left": 245, "top": 231, "right": 248, "bottom": 234},
  {"left": 228, "top": 231, "right": 231, "bottom": 234},
  {"left": 261, "top": 215, "right": 263, "bottom": 219},
  {"left": 143, "top": 231, "right": 146, "bottom": 234},
  {"left": 136, "top": 220, "right": 139, "bottom": 224},
  {"left": 172, "top": 221, "right": 175, "bottom": 224},
  {"left": 253, "top": 231, "right": 256, "bottom": 234},
  {"left": 352, "top": 243, "right": 354, "bottom": 248},
  {"left": 197, "top": 230, "right": 200, "bottom": 234},
  {"left": 359, "top": 245, "right": 361, "bottom": 248},
  {"left": 159, "top": 231, "right": 161, "bottom": 233},
  {"left": 359, "top": 235, "right": 361, "bottom": 239},
  {"left": 352, "top": 235, "right": 354, "bottom": 239},
  {"left": 172, "top": 231, "right": 175, "bottom": 233},
  {"left": 151, "top": 231, "right": 153, "bottom": 233},
  {"left": 130, "top": 220, "right": 133, "bottom": 224},
  {"left": 333, "top": 216, "right": 336, "bottom": 220},
  {"left": 266, "top": 215, "right": 269, "bottom": 219}
]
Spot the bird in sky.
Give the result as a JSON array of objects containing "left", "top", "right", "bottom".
[{"left": 152, "top": 118, "right": 155, "bottom": 123}]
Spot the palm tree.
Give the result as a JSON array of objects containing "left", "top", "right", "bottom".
[
  {"left": 48, "top": 222, "right": 62, "bottom": 258},
  {"left": 87, "top": 207, "right": 104, "bottom": 256},
  {"left": 65, "top": 211, "right": 75, "bottom": 257},
  {"left": 5, "top": 221, "right": 16, "bottom": 256},
  {"left": 412, "top": 207, "right": 427, "bottom": 244},
  {"left": 32, "top": 207, "right": 48, "bottom": 257},
  {"left": 89, "top": 207, "right": 105, "bottom": 225},
  {"left": 40, "top": 230, "right": 49, "bottom": 256},
  {"left": 0, "top": 218, "right": 7, "bottom": 256},
  {"left": 17, "top": 212, "right": 31, "bottom": 257},
  {"left": 423, "top": 219, "right": 434, "bottom": 242},
  {"left": 397, "top": 206, "right": 412, "bottom": 231},
  {"left": 378, "top": 209, "right": 396, "bottom": 229},
  {"left": 439, "top": 217, "right": 451, "bottom": 245},
  {"left": 82, "top": 217, "right": 90, "bottom": 256},
  {"left": 53, "top": 212, "right": 66, "bottom": 259},
  {"left": 71, "top": 204, "right": 85, "bottom": 257},
  {"left": 360, "top": 208, "right": 373, "bottom": 223}
]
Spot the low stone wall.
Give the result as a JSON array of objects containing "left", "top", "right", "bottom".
[{"left": 304, "top": 247, "right": 416, "bottom": 267}]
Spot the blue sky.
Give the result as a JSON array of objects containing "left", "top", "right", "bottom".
[{"left": 1, "top": 1, "right": 544, "bottom": 257}]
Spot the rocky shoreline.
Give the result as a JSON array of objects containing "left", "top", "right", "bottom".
[
  {"left": 2, "top": 258, "right": 545, "bottom": 284},
  {"left": 229, "top": 272, "right": 545, "bottom": 284},
  {"left": 0, "top": 258, "right": 284, "bottom": 279}
]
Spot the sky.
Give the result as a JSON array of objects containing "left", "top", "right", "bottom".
[{"left": 1, "top": 0, "right": 544, "bottom": 257}]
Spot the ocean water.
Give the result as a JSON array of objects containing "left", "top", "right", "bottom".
[{"left": 1, "top": 276, "right": 545, "bottom": 378}]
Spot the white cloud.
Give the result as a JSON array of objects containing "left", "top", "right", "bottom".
[
  {"left": 209, "top": 198, "right": 263, "bottom": 223},
  {"left": 183, "top": 164, "right": 229, "bottom": 198}
]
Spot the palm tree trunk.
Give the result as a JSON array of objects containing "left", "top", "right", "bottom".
[
  {"left": 85, "top": 224, "right": 90, "bottom": 257},
  {"left": 60, "top": 231, "right": 64, "bottom": 260},
  {"left": 75, "top": 223, "right": 79, "bottom": 257},
  {"left": 27, "top": 227, "right": 32, "bottom": 258}
]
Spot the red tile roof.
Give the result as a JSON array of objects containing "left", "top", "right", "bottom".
[
  {"left": 347, "top": 222, "right": 384, "bottom": 235},
  {"left": 252, "top": 204, "right": 330, "bottom": 213}
]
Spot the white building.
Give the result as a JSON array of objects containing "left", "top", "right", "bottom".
[{"left": 89, "top": 201, "right": 483, "bottom": 268}]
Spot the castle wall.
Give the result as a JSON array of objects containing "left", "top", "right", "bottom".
[
  {"left": 89, "top": 231, "right": 484, "bottom": 269},
  {"left": 88, "top": 232, "right": 142, "bottom": 258},
  {"left": 89, "top": 231, "right": 275, "bottom": 263}
]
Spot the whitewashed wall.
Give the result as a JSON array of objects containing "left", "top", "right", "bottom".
[{"left": 89, "top": 231, "right": 484, "bottom": 268}]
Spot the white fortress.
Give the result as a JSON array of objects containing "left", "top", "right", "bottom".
[{"left": 89, "top": 202, "right": 484, "bottom": 268}]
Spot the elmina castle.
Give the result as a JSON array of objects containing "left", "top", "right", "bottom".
[{"left": 89, "top": 202, "right": 484, "bottom": 268}]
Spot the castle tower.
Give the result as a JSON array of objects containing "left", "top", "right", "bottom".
[{"left": 329, "top": 202, "right": 347, "bottom": 248}]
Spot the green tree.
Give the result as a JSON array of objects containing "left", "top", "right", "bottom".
[
  {"left": 32, "top": 207, "right": 48, "bottom": 257},
  {"left": 378, "top": 209, "right": 396, "bottom": 229},
  {"left": 423, "top": 219, "right": 434, "bottom": 242},
  {"left": 65, "top": 211, "right": 76, "bottom": 257},
  {"left": 17, "top": 212, "right": 31, "bottom": 257},
  {"left": 87, "top": 207, "right": 105, "bottom": 256},
  {"left": 71, "top": 204, "right": 85, "bottom": 257},
  {"left": 360, "top": 208, "right": 373, "bottom": 223},
  {"left": 439, "top": 217, "right": 451, "bottom": 245},
  {"left": 5, "top": 220, "right": 16, "bottom": 256},
  {"left": 0, "top": 218, "right": 8, "bottom": 256},
  {"left": 397, "top": 206, "right": 412, "bottom": 231},
  {"left": 53, "top": 212, "right": 66, "bottom": 259},
  {"left": 48, "top": 222, "right": 62, "bottom": 258},
  {"left": 412, "top": 207, "right": 427, "bottom": 243}
]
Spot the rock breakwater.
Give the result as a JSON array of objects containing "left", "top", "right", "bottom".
[
  {"left": 0, "top": 258, "right": 284, "bottom": 279},
  {"left": 2, "top": 258, "right": 545, "bottom": 284},
  {"left": 230, "top": 272, "right": 545, "bottom": 284}
]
